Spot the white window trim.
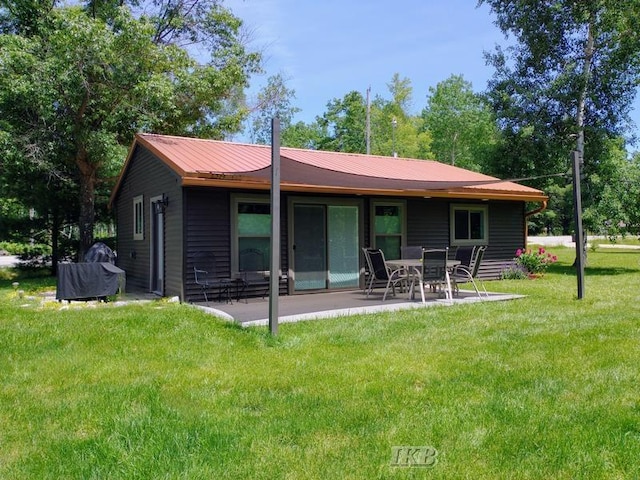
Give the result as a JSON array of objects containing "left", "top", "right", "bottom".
[
  {"left": 133, "top": 195, "right": 144, "bottom": 241},
  {"left": 370, "top": 200, "right": 406, "bottom": 252},
  {"left": 450, "top": 204, "right": 489, "bottom": 246},
  {"left": 230, "top": 194, "right": 271, "bottom": 274}
]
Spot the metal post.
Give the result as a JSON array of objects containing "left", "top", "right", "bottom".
[
  {"left": 571, "top": 150, "right": 585, "bottom": 299},
  {"left": 391, "top": 117, "right": 397, "bottom": 157},
  {"left": 269, "top": 118, "right": 281, "bottom": 335},
  {"left": 366, "top": 86, "right": 371, "bottom": 155}
]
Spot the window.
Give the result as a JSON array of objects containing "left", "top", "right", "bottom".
[
  {"left": 133, "top": 195, "right": 144, "bottom": 240},
  {"left": 232, "top": 196, "right": 271, "bottom": 272},
  {"left": 450, "top": 204, "right": 488, "bottom": 245},
  {"left": 372, "top": 202, "right": 405, "bottom": 260}
]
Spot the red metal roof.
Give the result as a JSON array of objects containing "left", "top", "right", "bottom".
[{"left": 110, "top": 133, "right": 547, "bottom": 203}]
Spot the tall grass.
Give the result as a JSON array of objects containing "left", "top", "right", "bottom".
[{"left": 1, "top": 247, "right": 639, "bottom": 479}]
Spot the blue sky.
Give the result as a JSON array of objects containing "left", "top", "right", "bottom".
[{"left": 227, "top": 0, "right": 639, "bottom": 139}]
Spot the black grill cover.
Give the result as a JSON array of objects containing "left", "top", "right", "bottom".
[
  {"left": 56, "top": 262, "right": 125, "bottom": 300},
  {"left": 85, "top": 242, "right": 116, "bottom": 264}
]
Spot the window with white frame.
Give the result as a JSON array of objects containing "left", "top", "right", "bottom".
[
  {"left": 232, "top": 196, "right": 271, "bottom": 272},
  {"left": 372, "top": 201, "right": 405, "bottom": 260},
  {"left": 450, "top": 204, "right": 488, "bottom": 245},
  {"left": 133, "top": 195, "right": 144, "bottom": 240}
]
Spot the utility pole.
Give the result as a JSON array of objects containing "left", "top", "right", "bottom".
[
  {"left": 572, "top": 150, "right": 585, "bottom": 299},
  {"left": 269, "top": 118, "right": 280, "bottom": 334},
  {"left": 391, "top": 117, "right": 397, "bottom": 157},
  {"left": 366, "top": 86, "right": 371, "bottom": 155}
]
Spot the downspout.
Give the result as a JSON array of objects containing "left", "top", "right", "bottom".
[{"left": 524, "top": 200, "right": 548, "bottom": 244}]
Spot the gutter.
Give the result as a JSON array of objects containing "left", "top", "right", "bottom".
[
  {"left": 525, "top": 199, "right": 548, "bottom": 218},
  {"left": 525, "top": 199, "right": 548, "bottom": 241}
]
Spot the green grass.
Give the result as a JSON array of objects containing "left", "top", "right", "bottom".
[{"left": 1, "top": 248, "right": 640, "bottom": 479}]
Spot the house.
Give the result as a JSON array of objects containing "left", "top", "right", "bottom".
[{"left": 109, "top": 133, "right": 547, "bottom": 301}]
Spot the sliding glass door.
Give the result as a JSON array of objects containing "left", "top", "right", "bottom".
[
  {"left": 327, "top": 205, "right": 359, "bottom": 288},
  {"left": 293, "top": 204, "right": 327, "bottom": 290},
  {"left": 292, "top": 201, "right": 361, "bottom": 292}
]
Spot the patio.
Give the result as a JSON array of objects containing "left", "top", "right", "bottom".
[{"left": 193, "top": 288, "right": 524, "bottom": 327}]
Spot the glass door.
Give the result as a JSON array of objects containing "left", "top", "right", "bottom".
[
  {"left": 328, "top": 205, "right": 359, "bottom": 288},
  {"left": 293, "top": 204, "right": 326, "bottom": 290},
  {"left": 292, "top": 202, "right": 360, "bottom": 292}
]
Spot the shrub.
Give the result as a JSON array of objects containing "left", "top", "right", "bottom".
[
  {"left": 515, "top": 247, "right": 557, "bottom": 274},
  {"left": 501, "top": 263, "right": 529, "bottom": 280}
]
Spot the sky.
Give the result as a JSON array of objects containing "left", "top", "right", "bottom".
[{"left": 226, "top": 0, "right": 640, "bottom": 141}]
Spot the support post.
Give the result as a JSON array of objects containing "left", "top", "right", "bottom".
[
  {"left": 269, "top": 118, "right": 281, "bottom": 335},
  {"left": 571, "top": 150, "right": 585, "bottom": 299}
]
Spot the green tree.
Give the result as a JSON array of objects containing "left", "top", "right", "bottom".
[
  {"left": 316, "top": 90, "right": 367, "bottom": 153},
  {"left": 479, "top": 0, "right": 640, "bottom": 176},
  {"left": 282, "top": 121, "right": 325, "bottom": 149},
  {"left": 247, "top": 73, "right": 300, "bottom": 145},
  {"left": 421, "top": 74, "right": 497, "bottom": 171},
  {"left": 583, "top": 139, "right": 640, "bottom": 237},
  {"left": 480, "top": 0, "right": 640, "bottom": 234},
  {"left": 281, "top": 74, "right": 431, "bottom": 159},
  {"left": 0, "top": 1, "right": 261, "bottom": 261},
  {"left": 370, "top": 74, "right": 432, "bottom": 159}
]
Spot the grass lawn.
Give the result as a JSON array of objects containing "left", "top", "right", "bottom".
[{"left": 1, "top": 247, "right": 640, "bottom": 479}]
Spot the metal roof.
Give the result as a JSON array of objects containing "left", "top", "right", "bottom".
[{"left": 110, "top": 133, "right": 548, "bottom": 204}]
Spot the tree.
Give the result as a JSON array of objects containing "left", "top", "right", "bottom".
[
  {"left": 421, "top": 74, "right": 497, "bottom": 171},
  {"left": 480, "top": 0, "right": 640, "bottom": 234},
  {"left": 316, "top": 90, "right": 367, "bottom": 153},
  {"left": 583, "top": 139, "right": 640, "bottom": 238},
  {"left": 281, "top": 121, "right": 325, "bottom": 150},
  {"left": 369, "top": 74, "right": 432, "bottom": 159},
  {"left": 247, "top": 73, "right": 300, "bottom": 145},
  {"left": 0, "top": 1, "right": 261, "bottom": 262}
]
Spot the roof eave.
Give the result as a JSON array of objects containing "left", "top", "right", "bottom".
[{"left": 181, "top": 177, "right": 548, "bottom": 202}]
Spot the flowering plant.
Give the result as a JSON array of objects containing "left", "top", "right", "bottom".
[{"left": 515, "top": 247, "right": 558, "bottom": 274}]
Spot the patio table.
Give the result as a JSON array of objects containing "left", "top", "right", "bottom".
[{"left": 385, "top": 258, "right": 460, "bottom": 300}]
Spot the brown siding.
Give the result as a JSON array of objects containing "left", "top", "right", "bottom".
[{"left": 114, "top": 146, "right": 183, "bottom": 297}]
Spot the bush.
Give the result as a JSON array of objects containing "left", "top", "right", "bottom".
[
  {"left": 501, "top": 263, "right": 529, "bottom": 280},
  {"left": 515, "top": 247, "right": 558, "bottom": 274}
]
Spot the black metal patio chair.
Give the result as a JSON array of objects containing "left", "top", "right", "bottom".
[
  {"left": 450, "top": 245, "right": 488, "bottom": 298},
  {"left": 238, "top": 248, "right": 270, "bottom": 302},
  {"left": 362, "top": 247, "right": 408, "bottom": 300},
  {"left": 401, "top": 245, "right": 423, "bottom": 259},
  {"left": 414, "top": 248, "right": 451, "bottom": 303},
  {"left": 192, "top": 252, "right": 233, "bottom": 304}
]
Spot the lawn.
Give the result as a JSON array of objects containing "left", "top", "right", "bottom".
[{"left": 1, "top": 247, "right": 639, "bottom": 479}]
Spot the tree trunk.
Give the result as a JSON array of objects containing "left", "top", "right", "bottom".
[
  {"left": 573, "top": 14, "right": 595, "bottom": 268},
  {"left": 76, "top": 147, "right": 97, "bottom": 262},
  {"left": 51, "top": 205, "right": 59, "bottom": 276}
]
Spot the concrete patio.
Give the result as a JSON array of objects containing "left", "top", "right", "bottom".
[{"left": 192, "top": 288, "right": 524, "bottom": 327}]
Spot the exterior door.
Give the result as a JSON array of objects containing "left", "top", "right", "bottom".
[
  {"left": 292, "top": 202, "right": 360, "bottom": 292},
  {"left": 293, "top": 204, "right": 326, "bottom": 290},
  {"left": 150, "top": 196, "right": 164, "bottom": 295}
]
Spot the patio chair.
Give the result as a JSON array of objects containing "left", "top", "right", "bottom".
[
  {"left": 362, "top": 248, "right": 408, "bottom": 300},
  {"left": 450, "top": 245, "right": 488, "bottom": 298},
  {"left": 401, "top": 245, "right": 423, "bottom": 259},
  {"left": 238, "top": 248, "right": 270, "bottom": 302},
  {"left": 192, "top": 252, "right": 233, "bottom": 304},
  {"left": 415, "top": 248, "right": 451, "bottom": 304},
  {"left": 454, "top": 245, "right": 476, "bottom": 270}
]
